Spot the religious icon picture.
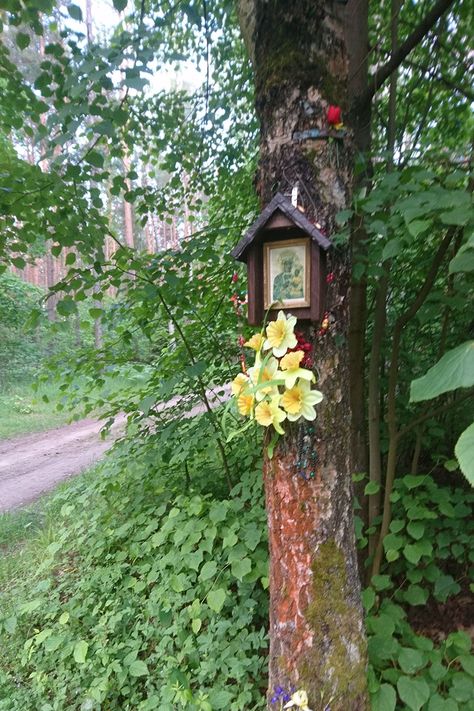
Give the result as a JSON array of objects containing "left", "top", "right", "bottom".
[{"left": 264, "top": 238, "right": 311, "bottom": 309}]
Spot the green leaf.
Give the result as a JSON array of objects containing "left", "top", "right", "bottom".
[
  {"left": 460, "top": 654, "right": 474, "bottom": 676},
  {"left": 73, "top": 640, "right": 88, "bottom": 664},
  {"left": 231, "top": 557, "right": 252, "bottom": 580},
  {"left": 407, "top": 521, "right": 425, "bottom": 540},
  {"left": 207, "top": 588, "right": 226, "bottom": 613},
  {"left": 59, "top": 612, "right": 69, "bottom": 625},
  {"left": 410, "top": 341, "right": 474, "bottom": 402},
  {"left": 397, "top": 676, "right": 430, "bottom": 711},
  {"left": 68, "top": 4, "right": 83, "bottom": 21},
  {"left": 128, "top": 660, "right": 149, "bottom": 677},
  {"left": 4, "top": 616, "right": 17, "bottom": 634},
  {"left": 191, "top": 618, "right": 202, "bottom": 634},
  {"left": 450, "top": 243, "right": 474, "bottom": 274},
  {"left": 16, "top": 32, "right": 30, "bottom": 49},
  {"left": 365, "top": 481, "right": 381, "bottom": 495},
  {"left": 407, "top": 220, "right": 430, "bottom": 237},
  {"left": 398, "top": 647, "right": 426, "bottom": 674},
  {"left": 371, "top": 683, "right": 396, "bottom": 711},
  {"left": 200, "top": 561, "right": 217, "bottom": 580},
  {"left": 428, "top": 695, "right": 459, "bottom": 710},
  {"left": 113, "top": 0, "right": 128, "bottom": 10},
  {"left": 403, "top": 543, "right": 423, "bottom": 565},
  {"left": 455, "top": 422, "right": 474, "bottom": 486},
  {"left": 403, "top": 584, "right": 428, "bottom": 606},
  {"left": 371, "top": 575, "right": 392, "bottom": 591},
  {"left": 86, "top": 150, "right": 104, "bottom": 168},
  {"left": 382, "top": 239, "right": 400, "bottom": 260},
  {"left": 361, "top": 587, "right": 376, "bottom": 612},
  {"left": 433, "top": 575, "right": 461, "bottom": 602}
]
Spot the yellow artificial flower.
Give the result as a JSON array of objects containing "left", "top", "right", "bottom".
[
  {"left": 280, "top": 350, "right": 315, "bottom": 389},
  {"left": 281, "top": 380, "right": 323, "bottom": 422},
  {"left": 284, "top": 690, "right": 312, "bottom": 711},
  {"left": 231, "top": 372, "right": 249, "bottom": 396},
  {"left": 244, "top": 333, "right": 264, "bottom": 351},
  {"left": 255, "top": 395, "right": 286, "bottom": 434},
  {"left": 264, "top": 310, "right": 297, "bottom": 357},
  {"left": 237, "top": 392, "right": 254, "bottom": 417},
  {"left": 248, "top": 355, "right": 281, "bottom": 401}
]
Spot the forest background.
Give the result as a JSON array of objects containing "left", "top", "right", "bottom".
[{"left": 0, "top": 0, "right": 473, "bottom": 710}]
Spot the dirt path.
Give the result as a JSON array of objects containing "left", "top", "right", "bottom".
[
  {"left": 0, "top": 386, "right": 230, "bottom": 513},
  {"left": 0, "top": 417, "right": 123, "bottom": 512}
]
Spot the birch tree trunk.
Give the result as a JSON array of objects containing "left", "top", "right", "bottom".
[{"left": 238, "top": 2, "right": 368, "bottom": 707}]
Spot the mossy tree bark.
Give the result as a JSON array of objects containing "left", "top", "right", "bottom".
[{"left": 238, "top": 1, "right": 368, "bottom": 708}]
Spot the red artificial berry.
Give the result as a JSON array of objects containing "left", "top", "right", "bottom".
[
  {"left": 327, "top": 105, "right": 342, "bottom": 126},
  {"left": 232, "top": 272, "right": 239, "bottom": 283},
  {"left": 326, "top": 272, "right": 335, "bottom": 284}
]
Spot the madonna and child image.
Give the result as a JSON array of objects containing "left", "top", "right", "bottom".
[{"left": 264, "top": 238, "right": 310, "bottom": 309}]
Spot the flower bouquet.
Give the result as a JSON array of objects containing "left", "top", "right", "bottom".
[{"left": 226, "top": 311, "right": 323, "bottom": 457}]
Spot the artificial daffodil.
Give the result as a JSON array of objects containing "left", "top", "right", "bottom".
[
  {"left": 280, "top": 350, "right": 314, "bottom": 389},
  {"left": 264, "top": 310, "right": 297, "bottom": 358},
  {"left": 255, "top": 395, "right": 286, "bottom": 434},
  {"left": 244, "top": 332, "right": 264, "bottom": 351},
  {"left": 281, "top": 379, "right": 323, "bottom": 421},
  {"left": 248, "top": 354, "right": 281, "bottom": 401},
  {"left": 237, "top": 392, "right": 254, "bottom": 417},
  {"left": 284, "top": 690, "right": 313, "bottom": 711},
  {"left": 231, "top": 372, "right": 249, "bottom": 396}
]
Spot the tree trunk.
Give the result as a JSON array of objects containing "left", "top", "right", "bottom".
[{"left": 238, "top": 1, "right": 368, "bottom": 708}]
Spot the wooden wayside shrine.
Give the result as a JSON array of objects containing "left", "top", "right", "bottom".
[{"left": 231, "top": 192, "right": 332, "bottom": 325}]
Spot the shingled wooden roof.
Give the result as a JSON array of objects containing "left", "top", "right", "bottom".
[{"left": 231, "top": 192, "right": 332, "bottom": 262}]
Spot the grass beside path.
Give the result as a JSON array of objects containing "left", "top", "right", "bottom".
[{"left": 0, "top": 382, "right": 73, "bottom": 440}]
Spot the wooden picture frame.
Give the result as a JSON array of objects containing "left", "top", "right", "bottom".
[{"left": 263, "top": 238, "right": 311, "bottom": 310}]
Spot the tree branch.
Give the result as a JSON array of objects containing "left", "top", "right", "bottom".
[
  {"left": 398, "top": 388, "right": 474, "bottom": 440},
  {"left": 362, "top": 0, "right": 455, "bottom": 105}
]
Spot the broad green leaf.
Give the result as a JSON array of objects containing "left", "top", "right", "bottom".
[
  {"left": 410, "top": 341, "right": 474, "bottom": 402},
  {"left": 403, "top": 584, "right": 428, "bottom": 606},
  {"left": 397, "top": 676, "right": 430, "bottom": 711},
  {"left": 428, "top": 695, "right": 459, "bottom": 710},
  {"left": 231, "top": 557, "right": 252, "bottom": 580},
  {"left": 455, "top": 422, "right": 474, "bottom": 486},
  {"left": 207, "top": 588, "right": 226, "bottom": 613},
  {"left": 407, "top": 220, "right": 430, "bottom": 237},
  {"left": 200, "top": 561, "right": 217, "bottom": 580},
  {"left": 113, "top": 0, "right": 128, "bottom": 10},
  {"left": 16, "top": 32, "right": 30, "bottom": 49},
  {"left": 398, "top": 647, "right": 426, "bottom": 674},
  {"left": 191, "top": 618, "right": 202, "bottom": 634},
  {"left": 382, "top": 239, "right": 400, "bottom": 260},
  {"left": 403, "top": 544, "right": 423, "bottom": 564},
  {"left": 128, "top": 660, "right": 149, "bottom": 677},
  {"left": 73, "top": 640, "right": 88, "bottom": 664},
  {"left": 365, "top": 481, "right": 381, "bottom": 495},
  {"left": 59, "top": 612, "right": 69, "bottom": 625},
  {"left": 4, "top": 616, "right": 17, "bottom": 634},
  {"left": 371, "top": 683, "right": 396, "bottom": 711},
  {"left": 68, "top": 4, "right": 83, "bottom": 21},
  {"left": 449, "top": 243, "right": 474, "bottom": 273}
]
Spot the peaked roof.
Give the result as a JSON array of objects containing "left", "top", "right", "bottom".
[{"left": 231, "top": 192, "right": 332, "bottom": 261}]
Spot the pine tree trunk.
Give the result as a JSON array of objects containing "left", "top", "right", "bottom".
[{"left": 238, "top": 2, "right": 368, "bottom": 707}]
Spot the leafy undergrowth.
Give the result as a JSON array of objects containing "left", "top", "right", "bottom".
[
  {"left": 0, "top": 433, "right": 473, "bottom": 710},
  {"left": 364, "top": 474, "right": 474, "bottom": 711},
  {"left": 0, "top": 434, "right": 269, "bottom": 711}
]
